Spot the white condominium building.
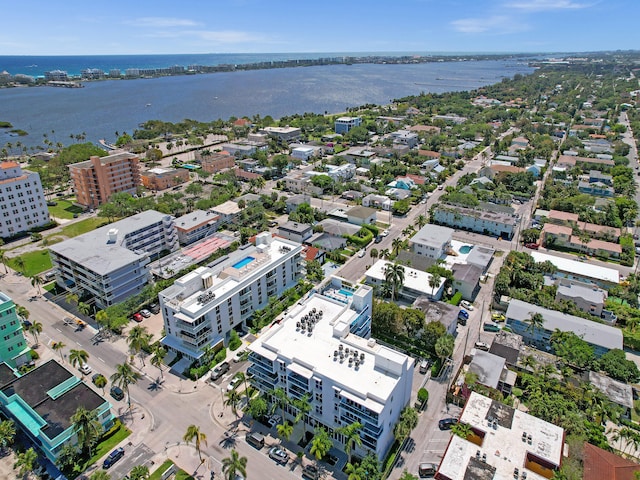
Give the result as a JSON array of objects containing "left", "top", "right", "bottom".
[
  {"left": 0, "top": 162, "right": 50, "bottom": 238},
  {"left": 160, "top": 233, "right": 302, "bottom": 360},
  {"left": 248, "top": 278, "right": 413, "bottom": 461},
  {"left": 49, "top": 210, "right": 177, "bottom": 309}
]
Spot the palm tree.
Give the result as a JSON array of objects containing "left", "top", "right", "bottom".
[
  {"left": 14, "top": 257, "right": 25, "bottom": 275},
  {"left": 520, "top": 354, "right": 537, "bottom": 371},
  {"left": 337, "top": 421, "right": 363, "bottom": 464},
  {"left": 276, "top": 421, "right": 294, "bottom": 441},
  {"left": 293, "top": 394, "right": 312, "bottom": 437},
  {"left": 384, "top": 263, "right": 405, "bottom": 300},
  {"left": 310, "top": 427, "right": 333, "bottom": 460},
  {"left": 127, "top": 325, "right": 152, "bottom": 366},
  {"left": 69, "top": 349, "right": 89, "bottom": 372},
  {"left": 51, "top": 341, "right": 66, "bottom": 362},
  {"left": 150, "top": 344, "right": 167, "bottom": 379},
  {"left": 27, "top": 320, "right": 43, "bottom": 346},
  {"left": 89, "top": 470, "right": 111, "bottom": 480},
  {"left": 0, "top": 419, "right": 16, "bottom": 453},
  {"left": 78, "top": 301, "right": 91, "bottom": 316},
  {"left": 525, "top": 312, "right": 545, "bottom": 336},
  {"left": 14, "top": 447, "right": 37, "bottom": 478},
  {"left": 224, "top": 389, "right": 242, "bottom": 420},
  {"left": 71, "top": 406, "right": 103, "bottom": 456},
  {"left": 222, "top": 449, "right": 247, "bottom": 480},
  {"left": 451, "top": 422, "right": 471, "bottom": 439},
  {"left": 129, "top": 465, "right": 149, "bottom": 480},
  {"left": 183, "top": 424, "right": 208, "bottom": 463},
  {"left": 370, "top": 248, "right": 379, "bottom": 263},
  {"left": 270, "top": 387, "right": 290, "bottom": 423},
  {"left": 435, "top": 335, "right": 454, "bottom": 365},
  {"left": 110, "top": 362, "right": 141, "bottom": 412},
  {"left": 416, "top": 214, "right": 427, "bottom": 229},
  {"left": 30, "top": 275, "right": 42, "bottom": 294},
  {"left": 428, "top": 271, "right": 441, "bottom": 298},
  {"left": 95, "top": 310, "right": 111, "bottom": 334},
  {"left": 391, "top": 237, "right": 403, "bottom": 257},
  {"left": 94, "top": 374, "right": 107, "bottom": 395},
  {"left": 65, "top": 293, "right": 79, "bottom": 307},
  {"left": 345, "top": 462, "right": 365, "bottom": 480}
]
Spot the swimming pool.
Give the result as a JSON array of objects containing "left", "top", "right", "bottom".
[
  {"left": 232, "top": 256, "right": 255, "bottom": 269},
  {"left": 459, "top": 245, "right": 473, "bottom": 254},
  {"left": 182, "top": 164, "right": 200, "bottom": 170},
  {"left": 338, "top": 289, "right": 354, "bottom": 296}
]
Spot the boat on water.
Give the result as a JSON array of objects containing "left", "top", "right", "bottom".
[{"left": 145, "top": 103, "right": 152, "bottom": 107}]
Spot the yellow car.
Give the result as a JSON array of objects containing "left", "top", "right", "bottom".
[{"left": 491, "top": 313, "right": 506, "bottom": 322}]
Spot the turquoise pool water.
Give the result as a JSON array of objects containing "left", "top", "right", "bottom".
[
  {"left": 338, "top": 289, "right": 354, "bottom": 296},
  {"left": 459, "top": 245, "right": 473, "bottom": 254},
  {"left": 182, "top": 164, "right": 200, "bottom": 170},
  {"left": 232, "top": 256, "right": 255, "bottom": 269}
]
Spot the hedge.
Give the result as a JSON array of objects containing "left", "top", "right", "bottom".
[
  {"left": 449, "top": 292, "right": 462, "bottom": 306},
  {"left": 362, "top": 224, "right": 379, "bottom": 236}
]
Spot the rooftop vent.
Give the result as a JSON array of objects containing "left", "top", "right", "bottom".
[{"left": 107, "top": 228, "right": 118, "bottom": 244}]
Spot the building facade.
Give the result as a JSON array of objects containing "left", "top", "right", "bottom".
[
  {"left": 140, "top": 167, "right": 189, "bottom": 191},
  {"left": 0, "top": 162, "right": 50, "bottom": 238},
  {"left": 174, "top": 210, "right": 220, "bottom": 246},
  {"left": 49, "top": 210, "right": 177, "bottom": 309},
  {"left": 433, "top": 205, "right": 517, "bottom": 239},
  {"left": 248, "top": 278, "right": 412, "bottom": 461},
  {"left": 0, "top": 292, "right": 30, "bottom": 368},
  {"left": 69, "top": 152, "right": 141, "bottom": 208},
  {"left": 159, "top": 233, "right": 302, "bottom": 360},
  {"left": 410, "top": 224, "right": 454, "bottom": 260},
  {"left": 198, "top": 152, "right": 236, "bottom": 174},
  {"left": 334, "top": 116, "right": 362, "bottom": 134}
]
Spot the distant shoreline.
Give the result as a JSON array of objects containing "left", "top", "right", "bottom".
[{"left": 1, "top": 53, "right": 533, "bottom": 87}]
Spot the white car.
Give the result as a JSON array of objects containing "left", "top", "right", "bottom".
[
  {"left": 227, "top": 375, "right": 242, "bottom": 391},
  {"left": 460, "top": 301, "right": 474, "bottom": 311},
  {"left": 357, "top": 249, "right": 366, "bottom": 258},
  {"left": 78, "top": 364, "right": 92, "bottom": 375},
  {"left": 381, "top": 229, "right": 389, "bottom": 237}
]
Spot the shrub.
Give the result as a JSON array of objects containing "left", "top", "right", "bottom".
[
  {"left": 449, "top": 292, "right": 462, "bottom": 306},
  {"left": 214, "top": 348, "right": 227, "bottom": 364},
  {"left": 228, "top": 330, "right": 242, "bottom": 351},
  {"left": 417, "top": 388, "right": 429, "bottom": 404},
  {"left": 30, "top": 349, "right": 39, "bottom": 360}
]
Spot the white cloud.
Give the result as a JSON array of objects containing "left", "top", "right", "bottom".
[
  {"left": 127, "top": 17, "right": 201, "bottom": 28},
  {"left": 142, "top": 29, "right": 271, "bottom": 45},
  {"left": 505, "top": 0, "right": 591, "bottom": 11},
  {"left": 451, "top": 15, "right": 525, "bottom": 34}
]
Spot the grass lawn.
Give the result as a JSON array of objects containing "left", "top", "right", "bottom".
[
  {"left": 47, "top": 199, "right": 84, "bottom": 220},
  {"left": 8, "top": 249, "right": 52, "bottom": 276},
  {"left": 88, "top": 421, "right": 131, "bottom": 467},
  {"left": 149, "top": 460, "right": 194, "bottom": 480},
  {"left": 44, "top": 282, "right": 57, "bottom": 292},
  {"left": 56, "top": 217, "right": 110, "bottom": 238}
]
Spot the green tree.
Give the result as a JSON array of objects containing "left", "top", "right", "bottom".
[
  {"left": 416, "top": 214, "right": 427, "bottom": 229},
  {"left": 224, "top": 389, "right": 242, "bottom": 420},
  {"left": 451, "top": 422, "right": 471, "bottom": 439},
  {"left": 14, "top": 257, "right": 25, "bottom": 275},
  {"left": 89, "top": 470, "right": 111, "bottom": 480},
  {"left": 310, "top": 427, "right": 333, "bottom": 460},
  {"left": 95, "top": 310, "right": 111, "bottom": 333},
  {"left": 222, "top": 449, "right": 248, "bottom": 480},
  {"left": 0, "top": 249, "right": 8, "bottom": 274},
  {"left": 597, "top": 348, "right": 640, "bottom": 382},
  {"left": 30, "top": 275, "right": 43, "bottom": 294},
  {"left": 276, "top": 421, "right": 294, "bottom": 441},
  {"left": 384, "top": 262, "right": 405, "bottom": 300},
  {"left": 27, "top": 320, "right": 42, "bottom": 346},
  {"left": 247, "top": 396, "right": 268, "bottom": 420},
  {"left": 292, "top": 394, "right": 312, "bottom": 437},
  {"left": 183, "top": 424, "right": 207, "bottom": 463},
  {"left": 52, "top": 341, "right": 66, "bottom": 362},
  {"left": 127, "top": 325, "right": 152, "bottom": 366},
  {"left": 78, "top": 301, "right": 91, "bottom": 316},
  {"left": 129, "top": 465, "right": 149, "bottom": 480},
  {"left": 71, "top": 406, "right": 103, "bottom": 456},
  {"left": 525, "top": 312, "right": 545, "bottom": 335},
  {"left": 435, "top": 334, "right": 455, "bottom": 364},
  {"left": 150, "top": 344, "right": 167, "bottom": 379},
  {"left": 0, "top": 419, "right": 16, "bottom": 453},
  {"left": 337, "top": 421, "right": 363, "bottom": 464},
  {"left": 69, "top": 349, "right": 89, "bottom": 373},
  {"left": 93, "top": 374, "right": 107, "bottom": 395},
  {"left": 551, "top": 330, "right": 595, "bottom": 370},
  {"left": 14, "top": 447, "right": 38, "bottom": 479},
  {"left": 345, "top": 462, "right": 365, "bottom": 480},
  {"left": 110, "top": 362, "right": 141, "bottom": 412},
  {"left": 65, "top": 293, "right": 79, "bottom": 307}
]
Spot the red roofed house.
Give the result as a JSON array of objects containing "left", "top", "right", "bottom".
[{"left": 583, "top": 442, "right": 640, "bottom": 480}]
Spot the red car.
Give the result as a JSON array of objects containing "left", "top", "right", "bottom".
[
  {"left": 524, "top": 243, "right": 539, "bottom": 250},
  {"left": 132, "top": 313, "right": 143, "bottom": 322}
]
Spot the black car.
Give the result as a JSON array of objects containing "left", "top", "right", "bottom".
[
  {"left": 103, "top": 447, "right": 125, "bottom": 469},
  {"left": 374, "top": 235, "right": 382, "bottom": 243},
  {"left": 110, "top": 385, "right": 125, "bottom": 401},
  {"left": 149, "top": 303, "right": 160, "bottom": 314},
  {"left": 210, "top": 362, "right": 230, "bottom": 381},
  {"left": 439, "top": 418, "right": 458, "bottom": 430}
]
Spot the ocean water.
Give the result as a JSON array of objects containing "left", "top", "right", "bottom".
[{"left": 0, "top": 57, "right": 534, "bottom": 149}]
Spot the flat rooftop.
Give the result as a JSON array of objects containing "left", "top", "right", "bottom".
[
  {"left": 250, "top": 292, "right": 409, "bottom": 413},
  {"left": 366, "top": 260, "right": 441, "bottom": 296},
  {"left": 49, "top": 210, "right": 168, "bottom": 275},
  {"left": 438, "top": 392, "right": 564, "bottom": 480},
  {"left": 211, "top": 200, "right": 241, "bottom": 216},
  {"left": 0, "top": 360, "right": 106, "bottom": 440},
  {"left": 411, "top": 224, "right": 454, "bottom": 247},
  {"left": 530, "top": 251, "right": 620, "bottom": 284},
  {"left": 174, "top": 209, "right": 219, "bottom": 232}
]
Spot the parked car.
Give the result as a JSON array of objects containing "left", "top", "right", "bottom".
[
  {"left": 232, "top": 349, "right": 247, "bottom": 363},
  {"left": 268, "top": 446, "right": 289, "bottom": 465},
  {"left": 483, "top": 322, "right": 500, "bottom": 332},
  {"left": 458, "top": 309, "right": 469, "bottom": 321},
  {"left": 110, "top": 385, "right": 124, "bottom": 401},
  {"left": 381, "top": 229, "right": 389, "bottom": 237},
  {"left": 357, "top": 249, "right": 366, "bottom": 258},
  {"left": 302, "top": 464, "right": 319, "bottom": 480},
  {"left": 132, "top": 312, "right": 143, "bottom": 323},
  {"left": 103, "top": 447, "right": 125, "bottom": 469},
  {"left": 149, "top": 303, "right": 160, "bottom": 314},
  {"left": 438, "top": 418, "right": 458, "bottom": 430},
  {"left": 268, "top": 221, "right": 278, "bottom": 227},
  {"left": 374, "top": 235, "right": 382, "bottom": 243},
  {"left": 210, "top": 362, "right": 230, "bottom": 381},
  {"left": 140, "top": 309, "right": 152, "bottom": 318},
  {"left": 78, "top": 363, "right": 92, "bottom": 375},
  {"left": 227, "top": 374, "right": 243, "bottom": 391},
  {"left": 474, "top": 341, "right": 490, "bottom": 351},
  {"left": 491, "top": 313, "right": 506, "bottom": 322},
  {"left": 524, "top": 243, "right": 539, "bottom": 250},
  {"left": 418, "top": 462, "right": 437, "bottom": 478},
  {"left": 460, "top": 301, "right": 474, "bottom": 311},
  {"left": 268, "top": 414, "right": 282, "bottom": 428}
]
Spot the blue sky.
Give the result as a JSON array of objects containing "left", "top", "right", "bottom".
[{"left": 0, "top": 0, "right": 636, "bottom": 55}]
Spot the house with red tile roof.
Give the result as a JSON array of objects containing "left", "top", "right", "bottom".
[{"left": 583, "top": 442, "right": 640, "bottom": 480}]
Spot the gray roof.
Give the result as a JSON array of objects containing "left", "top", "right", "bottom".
[
  {"left": 346, "top": 205, "right": 377, "bottom": 220},
  {"left": 411, "top": 224, "right": 454, "bottom": 248},
  {"left": 452, "top": 263, "right": 482, "bottom": 284},
  {"left": 466, "top": 246, "right": 495, "bottom": 271},
  {"left": 307, "top": 232, "right": 347, "bottom": 251},
  {"left": 489, "top": 331, "right": 523, "bottom": 366},
  {"left": 413, "top": 298, "right": 459, "bottom": 330},
  {"left": 175, "top": 209, "right": 219, "bottom": 231},
  {"left": 588, "top": 371, "right": 633, "bottom": 409},
  {"left": 468, "top": 351, "right": 505, "bottom": 389},
  {"left": 556, "top": 283, "right": 606, "bottom": 304},
  {"left": 506, "top": 299, "right": 623, "bottom": 351},
  {"left": 49, "top": 210, "right": 168, "bottom": 275},
  {"left": 317, "top": 219, "right": 360, "bottom": 236},
  {"left": 279, "top": 221, "right": 313, "bottom": 234}
]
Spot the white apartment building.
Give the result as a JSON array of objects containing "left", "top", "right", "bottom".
[
  {"left": 410, "top": 224, "right": 454, "bottom": 260},
  {"left": 248, "top": 277, "right": 413, "bottom": 461},
  {"left": 160, "top": 233, "right": 302, "bottom": 360},
  {"left": 0, "top": 162, "right": 50, "bottom": 238},
  {"left": 49, "top": 210, "right": 177, "bottom": 309}
]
